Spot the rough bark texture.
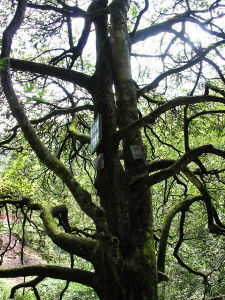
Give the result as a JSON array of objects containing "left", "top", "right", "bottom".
[
  {"left": 0, "top": 0, "right": 225, "bottom": 299},
  {"left": 90, "top": 1, "right": 158, "bottom": 299}
]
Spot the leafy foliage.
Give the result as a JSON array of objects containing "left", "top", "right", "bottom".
[{"left": 0, "top": 0, "right": 224, "bottom": 299}]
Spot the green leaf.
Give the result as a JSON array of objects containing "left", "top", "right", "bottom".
[
  {"left": 33, "top": 95, "right": 49, "bottom": 103},
  {"left": 24, "top": 82, "right": 34, "bottom": 93}
]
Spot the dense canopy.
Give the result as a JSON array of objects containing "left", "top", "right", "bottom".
[{"left": 0, "top": 0, "right": 224, "bottom": 299}]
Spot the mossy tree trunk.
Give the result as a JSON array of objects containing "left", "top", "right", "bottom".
[
  {"left": 91, "top": 1, "right": 158, "bottom": 299},
  {"left": 0, "top": 0, "right": 225, "bottom": 300}
]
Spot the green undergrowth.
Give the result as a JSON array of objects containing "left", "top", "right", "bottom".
[{"left": 0, "top": 278, "right": 98, "bottom": 300}]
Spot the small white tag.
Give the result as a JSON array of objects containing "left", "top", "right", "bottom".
[{"left": 130, "top": 145, "right": 147, "bottom": 160}]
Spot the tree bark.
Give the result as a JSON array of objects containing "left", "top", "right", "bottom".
[{"left": 90, "top": 1, "right": 158, "bottom": 299}]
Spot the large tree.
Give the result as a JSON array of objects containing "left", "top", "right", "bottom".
[{"left": 0, "top": 0, "right": 224, "bottom": 299}]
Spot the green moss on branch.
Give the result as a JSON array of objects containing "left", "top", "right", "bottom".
[
  {"left": 0, "top": 265, "right": 95, "bottom": 288},
  {"left": 40, "top": 203, "right": 98, "bottom": 262},
  {"left": 68, "top": 115, "right": 90, "bottom": 144}
]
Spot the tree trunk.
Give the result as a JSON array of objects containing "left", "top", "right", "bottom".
[
  {"left": 92, "top": 1, "right": 158, "bottom": 299},
  {"left": 94, "top": 243, "right": 158, "bottom": 300}
]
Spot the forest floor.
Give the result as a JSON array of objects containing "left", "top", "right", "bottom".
[{"left": 0, "top": 232, "right": 45, "bottom": 287}]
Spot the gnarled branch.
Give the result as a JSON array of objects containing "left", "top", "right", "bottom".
[
  {"left": 1, "top": 66, "right": 106, "bottom": 231},
  {"left": 0, "top": 195, "right": 98, "bottom": 261},
  {"left": 157, "top": 195, "right": 202, "bottom": 275},
  {"left": 10, "top": 59, "right": 93, "bottom": 92},
  {"left": 141, "top": 145, "right": 224, "bottom": 187},
  {"left": 114, "top": 95, "right": 225, "bottom": 142},
  {"left": 68, "top": 115, "right": 90, "bottom": 144},
  {"left": 138, "top": 40, "right": 225, "bottom": 95},
  {"left": 183, "top": 168, "right": 225, "bottom": 235},
  {"left": 0, "top": 265, "right": 95, "bottom": 288},
  {"left": 1, "top": 0, "right": 27, "bottom": 58}
]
